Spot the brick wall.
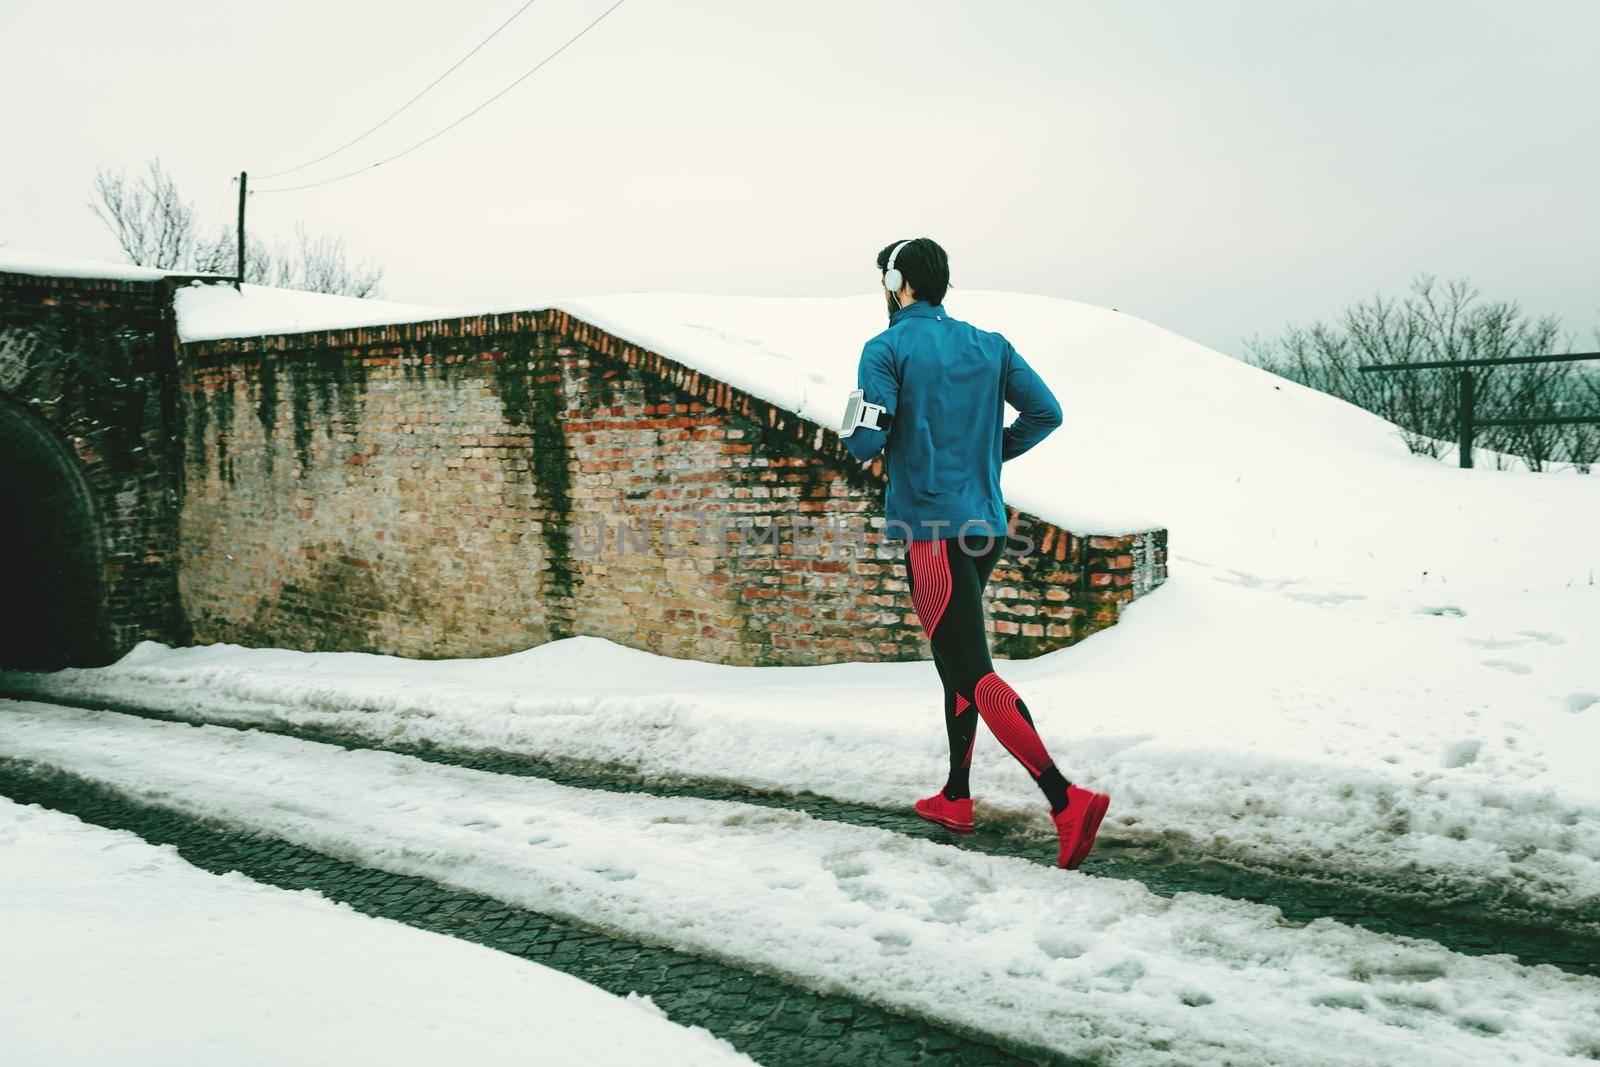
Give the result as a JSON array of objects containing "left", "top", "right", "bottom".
[
  {"left": 0, "top": 270, "right": 191, "bottom": 667},
  {"left": 180, "top": 305, "right": 1166, "bottom": 665}
]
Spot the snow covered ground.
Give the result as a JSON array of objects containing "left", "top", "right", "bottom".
[
  {"left": 0, "top": 794, "right": 751, "bottom": 1067},
  {"left": 2, "top": 701, "right": 1596, "bottom": 1067}
]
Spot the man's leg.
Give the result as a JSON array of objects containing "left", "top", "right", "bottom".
[
  {"left": 908, "top": 535, "right": 1072, "bottom": 814},
  {"left": 907, "top": 543, "right": 979, "bottom": 799},
  {"left": 930, "top": 642, "right": 978, "bottom": 800}
]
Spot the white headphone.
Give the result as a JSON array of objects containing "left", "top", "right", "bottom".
[{"left": 882, "top": 239, "right": 914, "bottom": 293}]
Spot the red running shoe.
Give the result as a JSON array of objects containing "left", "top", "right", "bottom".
[
  {"left": 914, "top": 792, "right": 974, "bottom": 834},
  {"left": 1052, "top": 784, "right": 1111, "bottom": 870}
]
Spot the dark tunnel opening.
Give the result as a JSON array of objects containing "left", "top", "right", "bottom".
[{"left": 0, "top": 398, "right": 111, "bottom": 670}]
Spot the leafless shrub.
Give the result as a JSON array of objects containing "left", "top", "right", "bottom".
[{"left": 1244, "top": 275, "right": 1592, "bottom": 471}]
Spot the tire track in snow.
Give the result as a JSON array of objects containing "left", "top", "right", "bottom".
[{"left": 4, "top": 688, "right": 1595, "bottom": 977}]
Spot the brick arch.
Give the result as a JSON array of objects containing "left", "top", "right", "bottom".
[
  {"left": 1, "top": 269, "right": 191, "bottom": 669},
  {"left": 0, "top": 394, "right": 112, "bottom": 668}
]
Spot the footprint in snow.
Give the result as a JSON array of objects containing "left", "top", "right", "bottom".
[
  {"left": 1415, "top": 605, "right": 1467, "bottom": 617},
  {"left": 1035, "top": 932, "right": 1087, "bottom": 960},
  {"left": 1564, "top": 692, "right": 1598, "bottom": 713},
  {"left": 1285, "top": 591, "right": 1367, "bottom": 605},
  {"left": 927, "top": 895, "right": 972, "bottom": 925},
  {"left": 1377, "top": 960, "right": 1448, "bottom": 984},
  {"left": 526, "top": 835, "right": 566, "bottom": 849},
  {"left": 1480, "top": 659, "right": 1532, "bottom": 675},
  {"left": 872, "top": 930, "right": 913, "bottom": 955},
  {"left": 1441, "top": 739, "right": 1482, "bottom": 769},
  {"left": 1311, "top": 991, "right": 1368, "bottom": 1012},
  {"left": 1464, "top": 637, "right": 1530, "bottom": 650},
  {"left": 1515, "top": 629, "right": 1565, "bottom": 645},
  {"left": 1217, "top": 570, "right": 1290, "bottom": 590}
]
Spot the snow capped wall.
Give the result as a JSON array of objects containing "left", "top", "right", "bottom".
[
  {"left": 176, "top": 306, "right": 1162, "bottom": 665},
  {"left": 173, "top": 280, "right": 456, "bottom": 343},
  {"left": 0, "top": 249, "right": 179, "bottom": 283}
]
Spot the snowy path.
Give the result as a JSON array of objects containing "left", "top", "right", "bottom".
[
  {"left": 2, "top": 701, "right": 1596, "bottom": 1067},
  {"left": 0, "top": 797, "right": 753, "bottom": 1067},
  {"left": 8, "top": 686, "right": 1592, "bottom": 975}
]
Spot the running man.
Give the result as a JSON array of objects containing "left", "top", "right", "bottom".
[{"left": 839, "top": 237, "right": 1110, "bottom": 870}]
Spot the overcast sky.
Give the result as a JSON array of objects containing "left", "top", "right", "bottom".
[{"left": 3, "top": 0, "right": 1596, "bottom": 355}]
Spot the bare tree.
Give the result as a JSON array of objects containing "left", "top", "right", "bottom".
[
  {"left": 89, "top": 157, "right": 385, "bottom": 297},
  {"left": 1244, "top": 275, "right": 1588, "bottom": 471},
  {"left": 89, "top": 159, "right": 206, "bottom": 271},
  {"left": 201, "top": 221, "right": 384, "bottom": 298}
]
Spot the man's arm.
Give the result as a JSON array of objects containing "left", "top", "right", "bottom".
[
  {"left": 842, "top": 337, "right": 898, "bottom": 462},
  {"left": 1000, "top": 338, "right": 1063, "bottom": 461}
]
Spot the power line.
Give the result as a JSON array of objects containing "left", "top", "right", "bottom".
[
  {"left": 254, "top": 0, "right": 626, "bottom": 196},
  {"left": 255, "top": 0, "right": 541, "bottom": 181}
]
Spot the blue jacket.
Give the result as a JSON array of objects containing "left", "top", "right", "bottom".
[{"left": 842, "top": 299, "right": 1063, "bottom": 542}]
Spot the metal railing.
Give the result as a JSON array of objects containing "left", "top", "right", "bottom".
[{"left": 1357, "top": 351, "right": 1600, "bottom": 468}]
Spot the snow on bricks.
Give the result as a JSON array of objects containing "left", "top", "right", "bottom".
[{"left": 175, "top": 303, "right": 1165, "bottom": 665}]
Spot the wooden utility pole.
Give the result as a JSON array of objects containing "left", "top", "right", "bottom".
[{"left": 235, "top": 171, "right": 248, "bottom": 290}]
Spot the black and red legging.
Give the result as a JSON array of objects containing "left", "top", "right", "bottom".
[{"left": 903, "top": 532, "right": 1072, "bottom": 812}]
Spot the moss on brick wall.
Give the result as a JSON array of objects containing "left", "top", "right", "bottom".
[{"left": 491, "top": 330, "right": 576, "bottom": 635}]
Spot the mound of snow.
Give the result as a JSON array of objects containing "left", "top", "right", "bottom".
[{"left": 173, "top": 279, "right": 457, "bottom": 342}]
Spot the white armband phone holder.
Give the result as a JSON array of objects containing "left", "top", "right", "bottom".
[{"left": 839, "top": 389, "right": 890, "bottom": 437}]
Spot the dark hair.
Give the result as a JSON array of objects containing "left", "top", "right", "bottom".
[{"left": 876, "top": 237, "right": 950, "bottom": 307}]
